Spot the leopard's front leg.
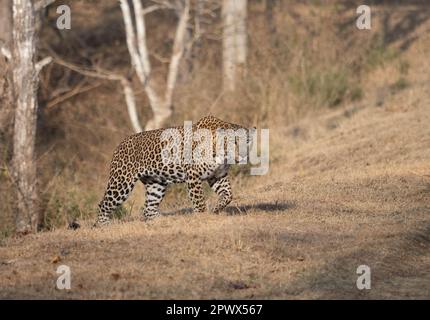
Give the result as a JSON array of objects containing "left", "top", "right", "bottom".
[{"left": 186, "top": 173, "right": 206, "bottom": 213}]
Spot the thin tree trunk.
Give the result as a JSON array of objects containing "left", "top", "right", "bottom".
[
  {"left": 121, "top": 78, "right": 143, "bottom": 133},
  {"left": 164, "top": 0, "right": 190, "bottom": 110},
  {"left": 11, "top": 0, "right": 39, "bottom": 233},
  {"left": 222, "top": 0, "right": 236, "bottom": 91},
  {"left": 235, "top": 0, "right": 247, "bottom": 65},
  {"left": 119, "top": 0, "right": 190, "bottom": 131},
  {"left": 222, "top": 0, "right": 247, "bottom": 92},
  {"left": 175, "top": 0, "right": 193, "bottom": 83}
]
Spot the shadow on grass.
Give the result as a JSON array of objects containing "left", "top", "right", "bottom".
[
  {"left": 162, "top": 201, "right": 296, "bottom": 217},
  {"left": 225, "top": 201, "right": 296, "bottom": 215}
]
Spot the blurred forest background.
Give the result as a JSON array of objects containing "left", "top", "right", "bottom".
[{"left": 0, "top": 0, "right": 429, "bottom": 236}]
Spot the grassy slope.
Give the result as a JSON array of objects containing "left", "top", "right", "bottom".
[
  {"left": 0, "top": 92, "right": 429, "bottom": 299},
  {"left": 1, "top": 4, "right": 430, "bottom": 299}
]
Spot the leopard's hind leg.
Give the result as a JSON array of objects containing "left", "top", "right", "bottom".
[{"left": 95, "top": 174, "right": 137, "bottom": 227}]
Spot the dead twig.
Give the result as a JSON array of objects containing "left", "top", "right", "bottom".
[
  {"left": 35, "top": 0, "right": 57, "bottom": 11},
  {"left": 45, "top": 81, "right": 103, "bottom": 111}
]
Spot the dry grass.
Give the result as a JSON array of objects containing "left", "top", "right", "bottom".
[
  {"left": 3, "top": 0, "right": 427, "bottom": 232},
  {"left": 1, "top": 1, "right": 430, "bottom": 299},
  {"left": 1, "top": 96, "right": 429, "bottom": 299}
]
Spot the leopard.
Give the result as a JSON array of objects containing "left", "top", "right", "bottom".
[{"left": 95, "top": 115, "right": 253, "bottom": 226}]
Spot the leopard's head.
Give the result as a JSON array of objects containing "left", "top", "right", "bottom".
[{"left": 196, "top": 115, "right": 255, "bottom": 164}]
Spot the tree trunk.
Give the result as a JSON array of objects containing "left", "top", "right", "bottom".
[
  {"left": 175, "top": 0, "right": 193, "bottom": 83},
  {"left": 11, "top": 0, "right": 39, "bottom": 233},
  {"left": 235, "top": 0, "right": 247, "bottom": 65},
  {"left": 119, "top": 0, "right": 190, "bottom": 131},
  {"left": 222, "top": 0, "right": 236, "bottom": 91},
  {"left": 222, "top": 0, "right": 247, "bottom": 92}
]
